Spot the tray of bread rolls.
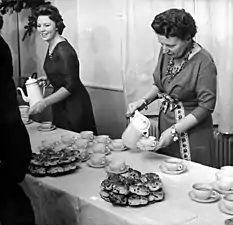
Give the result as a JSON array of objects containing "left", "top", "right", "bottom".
[
  {"left": 100, "top": 168, "right": 165, "bottom": 207},
  {"left": 28, "top": 148, "right": 81, "bottom": 177}
]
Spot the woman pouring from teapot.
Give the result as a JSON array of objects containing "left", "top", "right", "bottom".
[
  {"left": 127, "top": 8, "right": 217, "bottom": 166},
  {"left": 28, "top": 4, "right": 97, "bottom": 133}
]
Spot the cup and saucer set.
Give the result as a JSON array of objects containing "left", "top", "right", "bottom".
[
  {"left": 37, "top": 121, "right": 56, "bottom": 132},
  {"left": 159, "top": 158, "right": 187, "bottom": 175},
  {"left": 108, "top": 139, "right": 128, "bottom": 152},
  {"left": 188, "top": 182, "right": 221, "bottom": 203}
]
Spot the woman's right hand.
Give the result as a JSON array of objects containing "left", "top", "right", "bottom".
[
  {"left": 37, "top": 76, "right": 50, "bottom": 87},
  {"left": 126, "top": 99, "right": 145, "bottom": 117}
]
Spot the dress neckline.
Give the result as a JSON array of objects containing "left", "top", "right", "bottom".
[{"left": 48, "top": 40, "right": 67, "bottom": 59}]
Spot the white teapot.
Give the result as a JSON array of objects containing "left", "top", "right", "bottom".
[
  {"left": 17, "top": 76, "right": 43, "bottom": 107},
  {"left": 122, "top": 110, "right": 150, "bottom": 149}
]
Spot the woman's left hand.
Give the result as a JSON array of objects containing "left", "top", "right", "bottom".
[
  {"left": 157, "top": 127, "right": 173, "bottom": 149},
  {"left": 29, "top": 100, "right": 47, "bottom": 115}
]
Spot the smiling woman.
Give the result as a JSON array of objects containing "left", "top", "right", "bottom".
[{"left": 29, "top": 4, "right": 97, "bottom": 134}]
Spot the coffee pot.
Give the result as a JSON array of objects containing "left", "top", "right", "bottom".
[
  {"left": 122, "top": 110, "right": 150, "bottom": 149},
  {"left": 17, "top": 75, "right": 43, "bottom": 107}
]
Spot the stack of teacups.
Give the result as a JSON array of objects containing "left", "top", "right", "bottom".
[
  {"left": 222, "top": 193, "right": 233, "bottom": 213},
  {"left": 19, "top": 105, "right": 30, "bottom": 124}
]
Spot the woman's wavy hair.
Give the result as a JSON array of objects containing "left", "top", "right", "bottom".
[
  {"left": 151, "top": 8, "right": 197, "bottom": 40},
  {"left": 34, "top": 4, "right": 65, "bottom": 35}
]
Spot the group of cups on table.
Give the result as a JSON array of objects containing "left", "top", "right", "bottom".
[
  {"left": 39, "top": 130, "right": 129, "bottom": 173},
  {"left": 189, "top": 166, "right": 233, "bottom": 215}
]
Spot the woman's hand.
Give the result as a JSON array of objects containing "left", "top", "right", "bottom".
[
  {"left": 37, "top": 76, "right": 50, "bottom": 87},
  {"left": 29, "top": 100, "right": 47, "bottom": 115},
  {"left": 126, "top": 99, "right": 146, "bottom": 117},
  {"left": 157, "top": 127, "right": 174, "bottom": 149}
]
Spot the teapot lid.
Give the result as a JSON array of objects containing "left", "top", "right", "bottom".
[{"left": 25, "top": 77, "right": 37, "bottom": 85}]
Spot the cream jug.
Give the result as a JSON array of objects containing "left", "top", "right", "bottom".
[
  {"left": 17, "top": 77, "right": 43, "bottom": 107},
  {"left": 122, "top": 110, "right": 150, "bottom": 149}
]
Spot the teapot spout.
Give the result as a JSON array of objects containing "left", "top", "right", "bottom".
[{"left": 17, "top": 87, "right": 29, "bottom": 103}]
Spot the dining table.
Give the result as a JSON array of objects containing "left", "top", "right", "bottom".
[{"left": 20, "top": 122, "right": 233, "bottom": 225}]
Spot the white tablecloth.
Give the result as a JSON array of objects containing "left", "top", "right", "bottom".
[{"left": 21, "top": 122, "right": 232, "bottom": 225}]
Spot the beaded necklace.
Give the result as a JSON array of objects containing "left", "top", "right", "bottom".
[{"left": 165, "top": 42, "right": 194, "bottom": 83}]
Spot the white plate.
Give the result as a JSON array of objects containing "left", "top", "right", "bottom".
[
  {"left": 218, "top": 201, "right": 233, "bottom": 215},
  {"left": 86, "top": 160, "right": 108, "bottom": 168},
  {"left": 105, "top": 165, "right": 130, "bottom": 174},
  {"left": 108, "top": 143, "right": 128, "bottom": 152},
  {"left": 188, "top": 190, "right": 220, "bottom": 203},
  {"left": 37, "top": 124, "right": 56, "bottom": 132},
  {"left": 159, "top": 163, "right": 187, "bottom": 175},
  {"left": 211, "top": 182, "right": 233, "bottom": 195}
]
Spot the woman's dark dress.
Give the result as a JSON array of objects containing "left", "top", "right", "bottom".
[{"left": 44, "top": 41, "right": 97, "bottom": 133}]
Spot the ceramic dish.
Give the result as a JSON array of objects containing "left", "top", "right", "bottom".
[
  {"left": 188, "top": 190, "right": 220, "bottom": 203},
  {"left": 108, "top": 143, "right": 128, "bottom": 152},
  {"left": 211, "top": 182, "right": 233, "bottom": 195},
  {"left": 105, "top": 165, "right": 130, "bottom": 174},
  {"left": 218, "top": 201, "right": 233, "bottom": 215},
  {"left": 159, "top": 163, "right": 187, "bottom": 175},
  {"left": 37, "top": 124, "right": 56, "bottom": 132},
  {"left": 23, "top": 119, "right": 33, "bottom": 125},
  {"left": 86, "top": 159, "right": 109, "bottom": 168}
]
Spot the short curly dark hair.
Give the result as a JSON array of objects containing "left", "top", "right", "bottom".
[
  {"left": 151, "top": 8, "right": 197, "bottom": 40},
  {"left": 34, "top": 4, "right": 65, "bottom": 35}
]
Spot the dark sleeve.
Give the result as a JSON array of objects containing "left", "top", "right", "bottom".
[
  {"left": 56, "top": 43, "right": 80, "bottom": 93},
  {"left": 191, "top": 61, "right": 217, "bottom": 121}
]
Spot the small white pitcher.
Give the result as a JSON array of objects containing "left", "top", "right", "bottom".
[{"left": 122, "top": 110, "right": 150, "bottom": 149}]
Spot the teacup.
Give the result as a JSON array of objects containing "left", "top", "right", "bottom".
[
  {"left": 40, "top": 121, "right": 52, "bottom": 129},
  {"left": 80, "top": 131, "right": 94, "bottom": 139},
  {"left": 221, "top": 166, "right": 233, "bottom": 177},
  {"left": 216, "top": 175, "right": 233, "bottom": 191},
  {"left": 91, "top": 143, "right": 108, "bottom": 154},
  {"left": 61, "top": 134, "right": 75, "bottom": 145},
  {"left": 223, "top": 193, "right": 233, "bottom": 211},
  {"left": 78, "top": 148, "right": 89, "bottom": 160},
  {"left": 111, "top": 139, "right": 125, "bottom": 149},
  {"left": 73, "top": 138, "right": 89, "bottom": 148},
  {"left": 108, "top": 160, "right": 126, "bottom": 172},
  {"left": 95, "top": 135, "right": 110, "bottom": 144},
  {"left": 42, "top": 139, "right": 56, "bottom": 149},
  {"left": 192, "top": 183, "right": 217, "bottom": 200},
  {"left": 164, "top": 158, "right": 183, "bottom": 171},
  {"left": 139, "top": 136, "right": 157, "bottom": 147},
  {"left": 90, "top": 153, "right": 107, "bottom": 166}
]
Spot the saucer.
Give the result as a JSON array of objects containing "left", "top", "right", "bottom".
[
  {"left": 86, "top": 159, "right": 109, "bottom": 168},
  {"left": 211, "top": 182, "right": 233, "bottom": 195},
  {"left": 218, "top": 201, "right": 233, "bottom": 215},
  {"left": 37, "top": 124, "right": 56, "bottom": 132},
  {"left": 159, "top": 163, "right": 187, "bottom": 175},
  {"left": 105, "top": 165, "right": 130, "bottom": 174},
  {"left": 136, "top": 142, "right": 157, "bottom": 151},
  {"left": 108, "top": 143, "right": 128, "bottom": 152},
  {"left": 23, "top": 119, "right": 33, "bottom": 125},
  {"left": 188, "top": 190, "right": 220, "bottom": 203}
]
